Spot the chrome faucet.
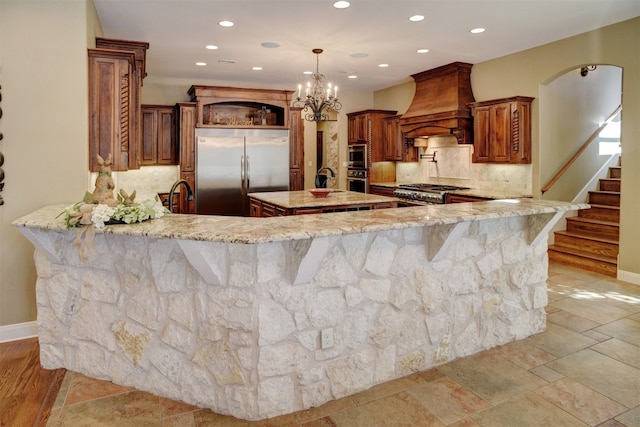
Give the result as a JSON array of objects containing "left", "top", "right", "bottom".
[
  {"left": 315, "top": 167, "right": 336, "bottom": 188},
  {"left": 168, "top": 180, "right": 194, "bottom": 213}
]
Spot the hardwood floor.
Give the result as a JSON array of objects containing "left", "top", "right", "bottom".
[{"left": 0, "top": 337, "right": 65, "bottom": 427}]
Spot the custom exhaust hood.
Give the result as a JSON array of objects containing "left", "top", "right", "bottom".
[{"left": 400, "top": 62, "right": 475, "bottom": 144}]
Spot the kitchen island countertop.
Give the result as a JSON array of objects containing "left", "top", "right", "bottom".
[
  {"left": 370, "top": 182, "right": 532, "bottom": 200},
  {"left": 248, "top": 189, "right": 399, "bottom": 209}
]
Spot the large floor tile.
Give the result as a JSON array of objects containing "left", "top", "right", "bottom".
[
  {"left": 591, "top": 338, "right": 640, "bottom": 369},
  {"left": 348, "top": 373, "right": 426, "bottom": 406},
  {"left": 50, "top": 390, "right": 160, "bottom": 427},
  {"left": 534, "top": 378, "right": 627, "bottom": 425},
  {"left": 437, "top": 352, "right": 546, "bottom": 405},
  {"left": 615, "top": 405, "right": 640, "bottom": 427},
  {"left": 525, "top": 323, "right": 597, "bottom": 358},
  {"left": 471, "top": 393, "right": 587, "bottom": 427},
  {"left": 293, "top": 396, "right": 356, "bottom": 424},
  {"left": 594, "top": 318, "right": 640, "bottom": 346},
  {"left": 405, "top": 377, "right": 490, "bottom": 425},
  {"left": 547, "top": 309, "right": 602, "bottom": 332},
  {"left": 327, "top": 391, "right": 444, "bottom": 427},
  {"left": 549, "top": 295, "right": 634, "bottom": 324},
  {"left": 64, "top": 373, "right": 133, "bottom": 406},
  {"left": 546, "top": 349, "right": 640, "bottom": 408},
  {"left": 490, "top": 340, "right": 556, "bottom": 370}
]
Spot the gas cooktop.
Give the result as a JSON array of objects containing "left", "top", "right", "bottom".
[
  {"left": 394, "top": 184, "right": 471, "bottom": 204},
  {"left": 398, "top": 184, "right": 471, "bottom": 192}
]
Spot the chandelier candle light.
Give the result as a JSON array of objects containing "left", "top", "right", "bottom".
[{"left": 293, "top": 48, "right": 342, "bottom": 122}]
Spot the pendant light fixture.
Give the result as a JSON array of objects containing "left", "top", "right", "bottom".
[{"left": 292, "top": 49, "right": 342, "bottom": 122}]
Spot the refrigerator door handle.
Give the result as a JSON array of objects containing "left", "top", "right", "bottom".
[
  {"left": 240, "top": 154, "right": 246, "bottom": 195},
  {"left": 246, "top": 155, "right": 250, "bottom": 193}
]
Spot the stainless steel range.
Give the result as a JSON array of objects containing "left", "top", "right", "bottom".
[{"left": 393, "top": 183, "right": 470, "bottom": 205}]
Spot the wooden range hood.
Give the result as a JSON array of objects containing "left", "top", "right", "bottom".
[{"left": 400, "top": 62, "right": 475, "bottom": 144}]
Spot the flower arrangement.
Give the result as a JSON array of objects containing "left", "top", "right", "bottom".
[
  {"left": 60, "top": 153, "right": 166, "bottom": 230},
  {"left": 62, "top": 191, "right": 166, "bottom": 229}
]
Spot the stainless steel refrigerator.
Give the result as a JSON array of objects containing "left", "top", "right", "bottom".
[{"left": 195, "top": 128, "right": 290, "bottom": 216}]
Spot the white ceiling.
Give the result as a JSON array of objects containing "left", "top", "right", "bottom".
[{"left": 93, "top": 0, "right": 640, "bottom": 93}]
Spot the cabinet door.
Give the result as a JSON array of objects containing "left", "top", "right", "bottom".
[
  {"left": 490, "top": 103, "right": 512, "bottom": 162},
  {"left": 88, "top": 50, "right": 136, "bottom": 172},
  {"left": 348, "top": 115, "right": 358, "bottom": 144},
  {"left": 177, "top": 103, "right": 196, "bottom": 173},
  {"left": 141, "top": 108, "right": 158, "bottom": 165},
  {"left": 141, "top": 106, "right": 177, "bottom": 165},
  {"left": 289, "top": 107, "right": 304, "bottom": 191},
  {"left": 383, "top": 117, "right": 399, "bottom": 161},
  {"left": 355, "top": 114, "right": 368, "bottom": 142},
  {"left": 472, "top": 106, "right": 491, "bottom": 162},
  {"left": 157, "top": 107, "right": 177, "bottom": 164},
  {"left": 179, "top": 172, "right": 195, "bottom": 214}
]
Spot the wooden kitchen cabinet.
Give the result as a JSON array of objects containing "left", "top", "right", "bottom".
[
  {"left": 346, "top": 110, "right": 397, "bottom": 161},
  {"left": 188, "top": 85, "right": 293, "bottom": 128},
  {"left": 176, "top": 102, "right": 197, "bottom": 213},
  {"left": 369, "top": 185, "right": 397, "bottom": 197},
  {"left": 383, "top": 115, "right": 418, "bottom": 162},
  {"left": 469, "top": 96, "right": 534, "bottom": 164},
  {"left": 289, "top": 108, "right": 304, "bottom": 190},
  {"left": 141, "top": 105, "right": 177, "bottom": 165},
  {"left": 89, "top": 39, "right": 149, "bottom": 172},
  {"left": 446, "top": 194, "right": 491, "bottom": 203}
]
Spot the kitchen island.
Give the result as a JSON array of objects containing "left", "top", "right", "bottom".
[
  {"left": 248, "top": 189, "right": 399, "bottom": 216},
  {"left": 14, "top": 199, "right": 587, "bottom": 420}
]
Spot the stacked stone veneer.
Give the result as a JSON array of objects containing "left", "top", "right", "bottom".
[{"left": 32, "top": 215, "right": 548, "bottom": 420}]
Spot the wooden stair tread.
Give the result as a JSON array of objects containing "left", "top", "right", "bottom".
[
  {"left": 589, "top": 190, "right": 620, "bottom": 195},
  {"left": 586, "top": 203, "right": 620, "bottom": 211},
  {"left": 566, "top": 216, "right": 619, "bottom": 227},
  {"left": 554, "top": 230, "right": 618, "bottom": 245},
  {"left": 548, "top": 244, "right": 617, "bottom": 263}
]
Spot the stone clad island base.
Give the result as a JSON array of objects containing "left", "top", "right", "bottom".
[{"left": 14, "top": 200, "right": 586, "bottom": 421}]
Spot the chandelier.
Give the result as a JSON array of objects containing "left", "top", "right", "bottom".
[{"left": 292, "top": 48, "right": 342, "bottom": 122}]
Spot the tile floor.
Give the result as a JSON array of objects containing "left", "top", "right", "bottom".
[{"left": 46, "top": 263, "right": 640, "bottom": 426}]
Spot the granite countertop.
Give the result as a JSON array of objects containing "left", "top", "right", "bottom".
[
  {"left": 369, "top": 182, "right": 532, "bottom": 199},
  {"left": 14, "top": 199, "right": 588, "bottom": 244},
  {"left": 248, "top": 190, "right": 399, "bottom": 209}
]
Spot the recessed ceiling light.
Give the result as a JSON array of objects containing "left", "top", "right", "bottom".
[
  {"left": 409, "top": 15, "right": 424, "bottom": 22},
  {"left": 378, "top": 63, "right": 389, "bottom": 68},
  {"left": 218, "top": 20, "right": 234, "bottom": 27},
  {"left": 252, "top": 66, "right": 263, "bottom": 71},
  {"left": 351, "top": 52, "right": 368, "bottom": 58},
  {"left": 261, "top": 42, "right": 280, "bottom": 48},
  {"left": 205, "top": 45, "right": 218, "bottom": 50},
  {"left": 348, "top": 75, "right": 358, "bottom": 79},
  {"left": 303, "top": 71, "right": 313, "bottom": 75},
  {"left": 195, "top": 62, "right": 207, "bottom": 66},
  {"left": 470, "top": 27, "right": 485, "bottom": 34},
  {"left": 417, "top": 48, "right": 429, "bottom": 54},
  {"left": 333, "top": 1, "right": 350, "bottom": 9}
]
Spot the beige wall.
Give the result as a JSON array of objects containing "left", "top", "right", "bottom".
[
  {"left": 373, "top": 17, "right": 640, "bottom": 279},
  {"left": 0, "top": 0, "right": 101, "bottom": 326}
]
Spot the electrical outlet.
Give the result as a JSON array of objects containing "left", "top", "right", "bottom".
[{"left": 321, "top": 328, "right": 334, "bottom": 349}]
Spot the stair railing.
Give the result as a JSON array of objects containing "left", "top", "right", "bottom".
[{"left": 541, "top": 104, "right": 622, "bottom": 194}]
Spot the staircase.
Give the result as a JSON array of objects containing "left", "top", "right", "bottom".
[{"left": 548, "top": 161, "right": 620, "bottom": 277}]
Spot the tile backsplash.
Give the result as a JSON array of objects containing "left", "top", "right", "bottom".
[
  {"left": 88, "top": 165, "right": 180, "bottom": 202},
  {"left": 395, "top": 136, "right": 531, "bottom": 193}
]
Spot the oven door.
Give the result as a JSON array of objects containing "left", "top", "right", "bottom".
[
  {"left": 347, "top": 176, "right": 368, "bottom": 193},
  {"left": 347, "top": 144, "right": 367, "bottom": 169}
]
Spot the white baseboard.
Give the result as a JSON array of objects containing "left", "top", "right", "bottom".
[
  {"left": 0, "top": 321, "right": 38, "bottom": 343},
  {"left": 617, "top": 269, "right": 640, "bottom": 286}
]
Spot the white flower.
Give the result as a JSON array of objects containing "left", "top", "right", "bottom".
[{"left": 91, "top": 204, "right": 115, "bottom": 229}]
